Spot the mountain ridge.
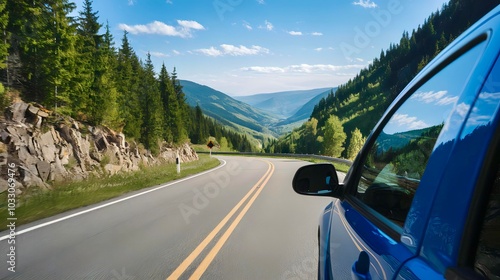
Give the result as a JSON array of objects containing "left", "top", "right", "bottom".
[
  {"left": 277, "top": 88, "right": 337, "bottom": 126},
  {"left": 180, "top": 80, "right": 335, "bottom": 137},
  {"left": 180, "top": 80, "right": 277, "bottom": 133},
  {"left": 233, "top": 87, "right": 334, "bottom": 119}
]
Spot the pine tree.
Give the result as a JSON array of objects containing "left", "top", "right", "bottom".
[
  {"left": 51, "top": 0, "right": 78, "bottom": 113},
  {"left": 189, "top": 105, "right": 200, "bottom": 144},
  {"left": 192, "top": 104, "right": 207, "bottom": 143},
  {"left": 139, "top": 53, "right": 163, "bottom": 154},
  {"left": 0, "top": 1, "right": 10, "bottom": 111},
  {"left": 4, "top": 0, "right": 30, "bottom": 90},
  {"left": 0, "top": 0, "right": 8, "bottom": 70},
  {"left": 13, "top": 0, "right": 77, "bottom": 109},
  {"left": 98, "top": 22, "right": 121, "bottom": 130},
  {"left": 3, "top": 0, "right": 25, "bottom": 90},
  {"left": 171, "top": 67, "right": 184, "bottom": 102},
  {"left": 171, "top": 67, "right": 188, "bottom": 142},
  {"left": 116, "top": 31, "right": 142, "bottom": 140},
  {"left": 74, "top": 0, "right": 102, "bottom": 121},
  {"left": 158, "top": 63, "right": 174, "bottom": 142}
]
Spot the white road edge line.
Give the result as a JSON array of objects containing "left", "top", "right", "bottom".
[{"left": 0, "top": 159, "right": 227, "bottom": 241}]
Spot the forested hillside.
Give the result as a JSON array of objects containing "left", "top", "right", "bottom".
[
  {"left": 0, "top": 0, "right": 254, "bottom": 153},
  {"left": 266, "top": 0, "right": 499, "bottom": 158},
  {"left": 188, "top": 105, "right": 255, "bottom": 152}
]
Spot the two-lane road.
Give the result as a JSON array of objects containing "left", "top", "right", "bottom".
[{"left": 1, "top": 156, "right": 340, "bottom": 279}]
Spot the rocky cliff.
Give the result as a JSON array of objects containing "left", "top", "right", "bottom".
[{"left": 0, "top": 101, "right": 198, "bottom": 194}]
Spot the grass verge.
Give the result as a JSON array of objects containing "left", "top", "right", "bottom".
[
  {"left": 0, "top": 154, "right": 220, "bottom": 231},
  {"left": 304, "top": 158, "right": 351, "bottom": 173},
  {"left": 210, "top": 153, "right": 352, "bottom": 174},
  {"left": 191, "top": 144, "right": 235, "bottom": 153}
]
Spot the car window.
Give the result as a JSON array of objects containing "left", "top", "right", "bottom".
[{"left": 355, "top": 42, "right": 486, "bottom": 226}]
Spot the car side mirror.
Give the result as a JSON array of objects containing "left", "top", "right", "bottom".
[{"left": 292, "top": 163, "right": 343, "bottom": 197}]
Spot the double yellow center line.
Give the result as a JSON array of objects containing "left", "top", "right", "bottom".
[{"left": 167, "top": 160, "right": 275, "bottom": 280}]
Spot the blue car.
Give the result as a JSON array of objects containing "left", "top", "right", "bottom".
[{"left": 293, "top": 5, "right": 500, "bottom": 280}]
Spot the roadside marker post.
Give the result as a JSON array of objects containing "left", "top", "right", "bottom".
[{"left": 176, "top": 152, "right": 180, "bottom": 174}]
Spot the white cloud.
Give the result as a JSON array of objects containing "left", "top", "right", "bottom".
[
  {"left": 315, "top": 48, "right": 323, "bottom": 52},
  {"left": 353, "top": 0, "right": 377, "bottom": 8},
  {"left": 436, "top": 96, "right": 459, "bottom": 106},
  {"left": 172, "top": 50, "right": 181, "bottom": 55},
  {"left": 289, "top": 64, "right": 359, "bottom": 73},
  {"left": 411, "top": 90, "right": 458, "bottom": 106},
  {"left": 128, "top": 0, "right": 135, "bottom": 5},
  {"left": 195, "top": 44, "right": 270, "bottom": 57},
  {"left": 456, "top": 102, "right": 470, "bottom": 117},
  {"left": 260, "top": 20, "right": 273, "bottom": 31},
  {"left": 166, "top": 0, "right": 173, "bottom": 3},
  {"left": 118, "top": 20, "right": 205, "bottom": 38},
  {"left": 243, "top": 21, "right": 253, "bottom": 30},
  {"left": 241, "top": 63, "right": 365, "bottom": 73},
  {"left": 256, "top": 0, "right": 265, "bottom": 4},
  {"left": 196, "top": 47, "right": 223, "bottom": 57},
  {"left": 479, "top": 92, "right": 500, "bottom": 104},
  {"left": 177, "top": 20, "right": 204, "bottom": 30},
  {"left": 241, "top": 66, "right": 285, "bottom": 73},
  {"left": 150, "top": 51, "right": 169, "bottom": 58},
  {"left": 390, "top": 113, "right": 429, "bottom": 130},
  {"left": 221, "top": 44, "right": 269, "bottom": 56},
  {"left": 289, "top": 31, "right": 323, "bottom": 36}
]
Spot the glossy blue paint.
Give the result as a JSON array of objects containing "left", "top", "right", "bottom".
[
  {"left": 335, "top": 201, "right": 414, "bottom": 278},
  {"left": 318, "top": 202, "right": 333, "bottom": 280}
]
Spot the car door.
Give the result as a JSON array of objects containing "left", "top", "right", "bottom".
[
  {"left": 398, "top": 27, "right": 500, "bottom": 279},
  {"left": 327, "top": 18, "right": 493, "bottom": 279}
]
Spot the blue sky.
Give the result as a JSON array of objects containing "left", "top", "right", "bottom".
[{"left": 72, "top": 0, "right": 449, "bottom": 96}]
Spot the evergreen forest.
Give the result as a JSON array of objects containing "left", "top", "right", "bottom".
[{"left": 0, "top": 0, "right": 254, "bottom": 154}]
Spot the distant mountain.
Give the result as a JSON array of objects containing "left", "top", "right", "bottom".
[
  {"left": 180, "top": 80, "right": 280, "bottom": 135},
  {"left": 377, "top": 128, "right": 430, "bottom": 153},
  {"left": 277, "top": 88, "right": 337, "bottom": 126},
  {"left": 234, "top": 88, "right": 333, "bottom": 119},
  {"left": 180, "top": 80, "right": 338, "bottom": 137}
]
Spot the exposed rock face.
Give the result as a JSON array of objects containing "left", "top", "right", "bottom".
[{"left": 0, "top": 101, "right": 199, "bottom": 193}]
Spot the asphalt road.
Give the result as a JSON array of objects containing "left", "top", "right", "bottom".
[{"left": 0, "top": 156, "right": 342, "bottom": 280}]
